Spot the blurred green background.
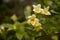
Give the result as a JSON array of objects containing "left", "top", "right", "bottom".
[{"left": 0, "top": 0, "right": 60, "bottom": 40}]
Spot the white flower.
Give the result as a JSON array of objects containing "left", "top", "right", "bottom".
[
  {"left": 27, "top": 14, "right": 39, "bottom": 26},
  {"left": 41, "top": 6, "right": 51, "bottom": 15},
  {"left": 33, "top": 4, "right": 42, "bottom": 13}
]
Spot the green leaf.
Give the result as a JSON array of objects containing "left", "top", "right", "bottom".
[
  {"left": 16, "top": 32, "right": 24, "bottom": 40},
  {"left": 14, "top": 22, "right": 25, "bottom": 40}
]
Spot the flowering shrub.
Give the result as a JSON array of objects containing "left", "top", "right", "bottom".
[{"left": 0, "top": 0, "right": 60, "bottom": 40}]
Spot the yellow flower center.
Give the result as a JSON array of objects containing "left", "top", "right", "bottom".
[{"left": 30, "top": 18, "right": 35, "bottom": 24}]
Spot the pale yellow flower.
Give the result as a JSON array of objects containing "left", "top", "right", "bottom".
[
  {"left": 28, "top": 14, "right": 36, "bottom": 19},
  {"left": 0, "top": 25, "right": 4, "bottom": 30},
  {"left": 0, "top": 25, "right": 5, "bottom": 33},
  {"left": 27, "top": 14, "right": 39, "bottom": 26},
  {"left": 33, "top": 4, "right": 42, "bottom": 13},
  {"left": 41, "top": 6, "right": 51, "bottom": 15},
  {"left": 34, "top": 22, "right": 42, "bottom": 31},
  {"left": 11, "top": 14, "right": 17, "bottom": 21}
]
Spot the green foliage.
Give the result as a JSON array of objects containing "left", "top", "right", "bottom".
[{"left": 0, "top": 0, "right": 60, "bottom": 40}]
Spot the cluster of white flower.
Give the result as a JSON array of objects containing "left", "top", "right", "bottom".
[
  {"left": 27, "top": 4, "right": 51, "bottom": 31},
  {"left": 33, "top": 4, "right": 51, "bottom": 15}
]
